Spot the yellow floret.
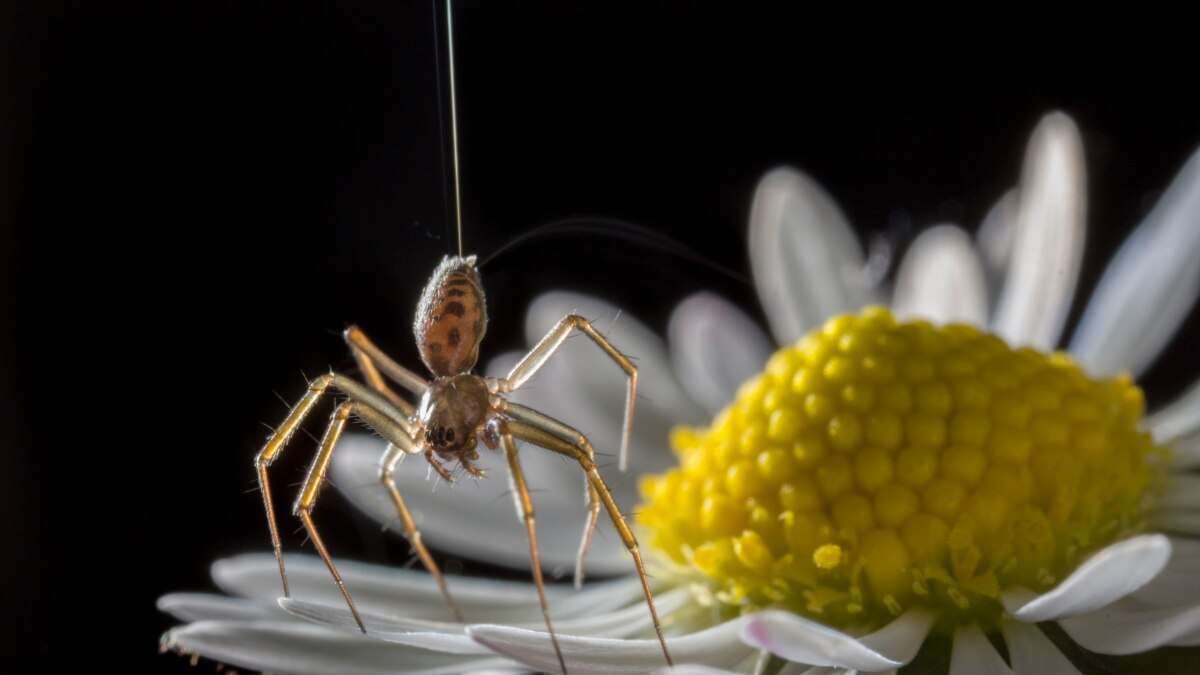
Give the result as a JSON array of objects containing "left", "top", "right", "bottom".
[{"left": 637, "top": 307, "right": 1165, "bottom": 632}]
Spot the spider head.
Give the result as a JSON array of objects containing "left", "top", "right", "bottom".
[{"left": 419, "top": 374, "right": 489, "bottom": 459}]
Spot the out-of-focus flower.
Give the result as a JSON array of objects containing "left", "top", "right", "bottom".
[{"left": 160, "top": 112, "right": 1200, "bottom": 673}]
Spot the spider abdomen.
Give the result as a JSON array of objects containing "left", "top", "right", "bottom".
[{"left": 414, "top": 255, "right": 487, "bottom": 377}]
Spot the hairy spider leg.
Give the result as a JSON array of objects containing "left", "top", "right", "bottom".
[
  {"left": 499, "top": 313, "right": 638, "bottom": 587},
  {"left": 502, "top": 402, "right": 674, "bottom": 668},
  {"left": 499, "top": 425, "right": 567, "bottom": 674},
  {"left": 257, "top": 373, "right": 425, "bottom": 632}
]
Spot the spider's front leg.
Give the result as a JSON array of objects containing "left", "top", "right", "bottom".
[{"left": 495, "top": 313, "right": 638, "bottom": 588}]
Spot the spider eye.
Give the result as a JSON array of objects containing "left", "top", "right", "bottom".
[{"left": 447, "top": 429, "right": 456, "bottom": 441}]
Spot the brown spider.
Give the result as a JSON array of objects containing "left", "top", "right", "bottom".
[{"left": 255, "top": 254, "right": 673, "bottom": 673}]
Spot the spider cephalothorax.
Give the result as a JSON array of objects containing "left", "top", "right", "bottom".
[{"left": 418, "top": 373, "right": 488, "bottom": 460}]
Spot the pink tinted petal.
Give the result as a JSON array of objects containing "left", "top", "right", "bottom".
[
  {"left": 949, "top": 624, "right": 1013, "bottom": 675},
  {"left": 1001, "top": 534, "right": 1171, "bottom": 621},
  {"left": 1000, "top": 621, "right": 1081, "bottom": 675},
  {"left": 749, "top": 167, "right": 871, "bottom": 345},
  {"left": 1058, "top": 597, "right": 1200, "bottom": 654},
  {"left": 892, "top": 224, "right": 988, "bottom": 327},
  {"left": 739, "top": 610, "right": 904, "bottom": 670},
  {"left": 991, "top": 112, "right": 1085, "bottom": 350}
]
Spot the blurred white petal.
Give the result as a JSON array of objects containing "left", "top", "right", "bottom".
[
  {"left": 749, "top": 167, "right": 872, "bottom": 345},
  {"left": 1000, "top": 534, "right": 1171, "bottom": 621},
  {"left": 281, "top": 598, "right": 485, "bottom": 653},
  {"left": 469, "top": 617, "right": 754, "bottom": 674},
  {"left": 999, "top": 621, "right": 1081, "bottom": 675},
  {"left": 668, "top": 292, "right": 774, "bottom": 414},
  {"left": 522, "top": 291, "right": 708, "bottom": 429},
  {"left": 1147, "top": 379, "right": 1200, "bottom": 443},
  {"left": 1159, "top": 474, "right": 1200, "bottom": 510},
  {"left": 1058, "top": 597, "right": 1200, "bottom": 654},
  {"left": 1070, "top": 146, "right": 1200, "bottom": 376},
  {"left": 976, "top": 189, "right": 1019, "bottom": 310},
  {"left": 738, "top": 610, "right": 905, "bottom": 670},
  {"left": 892, "top": 224, "right": 988, "bottom": 327},
  {"left": 990, "top": 113, "right": 1085, "bottom": 350},
  {"left": 1130, "top": 538, "right": 1200, "bottom": 606},
  {"left": 1153, "top": 510, "right": 1200, "bottom": 536},
  {"left": 949, "top": 624, "right": 1013, "bottom": 675}
]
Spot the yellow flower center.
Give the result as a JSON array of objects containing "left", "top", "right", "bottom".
[{"left": 638, "top": 307, "right": 1167, "bottom": 632}]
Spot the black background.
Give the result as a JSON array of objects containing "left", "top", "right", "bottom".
[{"left": 3, "top": 1, "right": 1199, "bottom": 672}]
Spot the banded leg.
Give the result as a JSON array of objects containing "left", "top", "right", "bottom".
[
  {"left": 344, "top": 324, "right": 428, "bottom": 419},
  {"left": 499, "top": 426, "right": 567, "bottom": 674},
  {"left": 256, "top": 373, "right": 416, "bottom": 613},
  {"left": 505, "top": 403, "right": 673, "bottom": 667},
  {"left": 380, "top": 443, "right": 464, "bottom": 622}
]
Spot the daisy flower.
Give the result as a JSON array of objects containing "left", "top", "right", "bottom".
[{"left": 159, "top": 112, "right": 1200, "bottom": 674}]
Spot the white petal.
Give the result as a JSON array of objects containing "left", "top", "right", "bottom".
[
  {"left": 283, "top": 585, "right": 692, "bottom": 644},
  {"left": 1070, "top": 145, "right": 1200, "bottom": 376},
  {"left": 1170, "top": 433, "right": 1200, "bottom": 469},
  {"left": 1159, "top": 473, "right": 1200, "bottom": 510},
  {"left": 990, "top": 113, "right": 1085, "bottom": 350},
  {"left": 279, "top": 598, "right": 488, "bottom": 654},
  {"left": 891, "top": 225, "right": 988, "bottom": 327},
  {"left": 653, "top": 666, "right": 744, "bottom": 675},
  {"left": 158, "top": 592, "right": 284, "bottom": 623},
  {"left": 469, "top": 617, "right": 754, "bottom": 674},
  {"left": 739, "top": 610, "right": 905, "bottom": 670},
  {"left": 999, "top": 621, "right": 1081, "bottom": 675},
  {"left": 331, "top": 433, "right": 634, "bottom": 575},
  {"left": 163, "top": 620, "right": 518, "bottom": 675},
  {"left": 1058, "top": 596, "right": 1200, "bottom": 654},
  {"left": 1147, "top": 379, "right": 1200, "bottom": 440},
  {"left": 668, "top": 292, "right": 774, "bottom": 414},
  {"left": 976, "top": 189, "right": 1019, "bottom": 310},
  {"left": 1001, "top": 533, "right": 1171, "bottom": 621},
  {"left": 949, "top": 624, "right": 1013, "bottom": 675},
  {"left": 857, "top": 607, "right": 936, "bottom": 664},
  {"left": 211, "top": 552, "right": 640, "bottom": 624},
  {"left": 749, "top": 167, "right": 872, "bottom": 345},
  {"left": 1131, "top": 537, "right": 1200, "bottom": 606}
]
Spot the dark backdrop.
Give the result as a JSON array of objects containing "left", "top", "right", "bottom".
[{"left": 2, "top": 1, "right": 1197, "bottom": 671}]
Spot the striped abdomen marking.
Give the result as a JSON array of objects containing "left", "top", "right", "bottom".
[{"left": 414, "top": 255, "right": 488, "bottom": 377}]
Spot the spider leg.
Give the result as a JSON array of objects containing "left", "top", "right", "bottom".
[
  {"left": 256, "top": 373, "right": 416, "bottom": 629},
  {"left": 498, "top": 424, "right": 568, "bottom": 675},
  {"left": 379, "top": 439, "right": 464, "bottom": 622},
  {"left": 504, "top": 403, "right": 674, "bottom": 668},
  {"left": 344, "top": 324, "right": 429, "bottom": 419},
  {"left": 500, "top": 314, "right": 638, "bottom": 473}
]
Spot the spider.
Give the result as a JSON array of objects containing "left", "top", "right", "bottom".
[{"left": 255, "top": 254, "right": 673, "bottom": 673}]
